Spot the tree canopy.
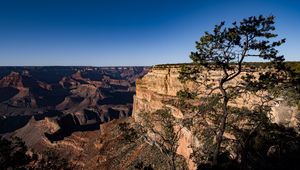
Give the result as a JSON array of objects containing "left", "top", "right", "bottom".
[{"left": 178, "top": 15, "right": 299, "bottom": 169}]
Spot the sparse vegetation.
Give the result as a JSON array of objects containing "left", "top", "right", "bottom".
[
  {"left": 136, "top": 109, "right": 187, "bottom": 170},
  {"left": 0, "top": 136, "right": 33, "bottom": 169},
  {"left": 0, "top": 136, "right": 72, "bottom": 170},
  {"left": 178, "top": 15, "right": 300, "bottom": 169}
]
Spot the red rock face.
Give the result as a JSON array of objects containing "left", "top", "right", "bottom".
[
  {"left": 0, "top": 66, "right": 149, "bottom": 140},
  {"left": 133, "top": 65, "right": 300, "bottom": 170},
  {"left": 0, "top": 71, "right": 24, "bottom": 88}
]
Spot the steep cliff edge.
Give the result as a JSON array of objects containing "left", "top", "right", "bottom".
[
  {"left": 133, "top": 66, "right": 200, "bottom": 169},
  {"left": 133, "top": 65, "right": 300, "bottom": 169}
]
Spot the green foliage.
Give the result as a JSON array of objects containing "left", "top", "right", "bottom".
[
  {"left": 286, "top": 61, "right": 300, "bottom": 73},
  {"left": 178, "top": 65, "right": 203, "bottom": 83},
  {"left": 119, "top": 122, "right": 139, "bottom": 143},
  {"left": 278, "top": 63, "right": 300, "bottom": 108},
  {"left": 138, "top": 109, "right": 184, "bottom": 170},
  {"left": 179, "top": 15, "right": 296, "bottom": 168},
  {"left": 177, "top": 89, "right": 197, "bottom": 100},
  {"left": 190, "top": 15, "right": 285, "bottom": 68}
]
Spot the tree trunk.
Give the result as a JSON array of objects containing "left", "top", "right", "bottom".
[{"left": 212, "top": 84, "right": 229, "bottom": 166}]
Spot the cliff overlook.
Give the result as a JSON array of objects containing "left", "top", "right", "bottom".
[{"left": 133, "top": 63, "right": 300, "bottom": 169}]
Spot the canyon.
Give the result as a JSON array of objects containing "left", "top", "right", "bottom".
[
  {"left": 1, "top": 64, "right": 299, "bottom": 169},
  {"left": 0, "top": 66, "right": 174, "bottom": 169},
  {"left": 0, "top": 66, "right": 148, "bottom": 139}
]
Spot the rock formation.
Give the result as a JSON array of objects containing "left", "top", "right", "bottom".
[
  {"left": 133, "top": 65, "right": 300, "bottom": 169},
  {"left": 1, "top": 65, "right": 299, "bottom": 169},
  {"left": 0, "top": 66, "right": 149, "bottom": 139}
]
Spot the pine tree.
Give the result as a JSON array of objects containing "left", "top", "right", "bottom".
[{"left": 178, "top": 15, "right": 289, "bottom": 167}]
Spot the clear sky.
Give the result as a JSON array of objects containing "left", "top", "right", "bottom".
[{"left": 0, "top": 0, "right": 299, "bottom": 66}]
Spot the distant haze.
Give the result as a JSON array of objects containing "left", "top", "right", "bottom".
[{"left": 0, "top": 0, "right": 299, "bottom": 66}]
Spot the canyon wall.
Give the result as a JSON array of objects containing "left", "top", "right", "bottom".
[
  {"left": 133, "top": 65, "right": 300, "bottom": 169},
  {"left": 0, "top": 66, "right": 149, "bottom": 139},
  {"left": 133, "top": 66, "right": 196, "bottom": 168}
]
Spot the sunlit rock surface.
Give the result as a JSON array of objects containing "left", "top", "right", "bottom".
[{"left": 133, "top": 65, "right": 299, "bottom": 169}]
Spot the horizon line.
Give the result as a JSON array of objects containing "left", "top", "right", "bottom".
[{"left": 1, "top": 60, "right": 300, "bottom": 67}]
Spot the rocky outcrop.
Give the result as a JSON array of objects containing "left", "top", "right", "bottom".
[
  {"left": 13, "top": 117, "right": 178, "bottom": 170},
  {"left": 133, "top": 66, "right": 198, "bottom": 169},
  {"left": 0, "top": 71, "right": 24, "bottom": 88},
  {"left": 133, "top": 65, "right": 300, "bottom": 169},
  {"left": 272, "top": 102, "right": 300, "bottom": 128}
]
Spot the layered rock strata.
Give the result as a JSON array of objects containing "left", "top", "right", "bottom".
[{"left": 133, "top": 65, "right": 299, "bottom": 169}]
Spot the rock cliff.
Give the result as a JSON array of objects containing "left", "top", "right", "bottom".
[
  {"left": 133, "top": 65, "right": 300, "bottom": 169},
  {"left": 133, "top": 66, "right": 200, "bottom": 169}
]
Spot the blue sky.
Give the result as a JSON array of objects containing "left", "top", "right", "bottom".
[{"left": 0, "top": 0, "right": 299, "bottom": 66}]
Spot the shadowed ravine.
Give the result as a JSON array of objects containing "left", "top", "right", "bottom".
[{"left": 0, "top": 66, "right": 148, "bottom": 141}]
